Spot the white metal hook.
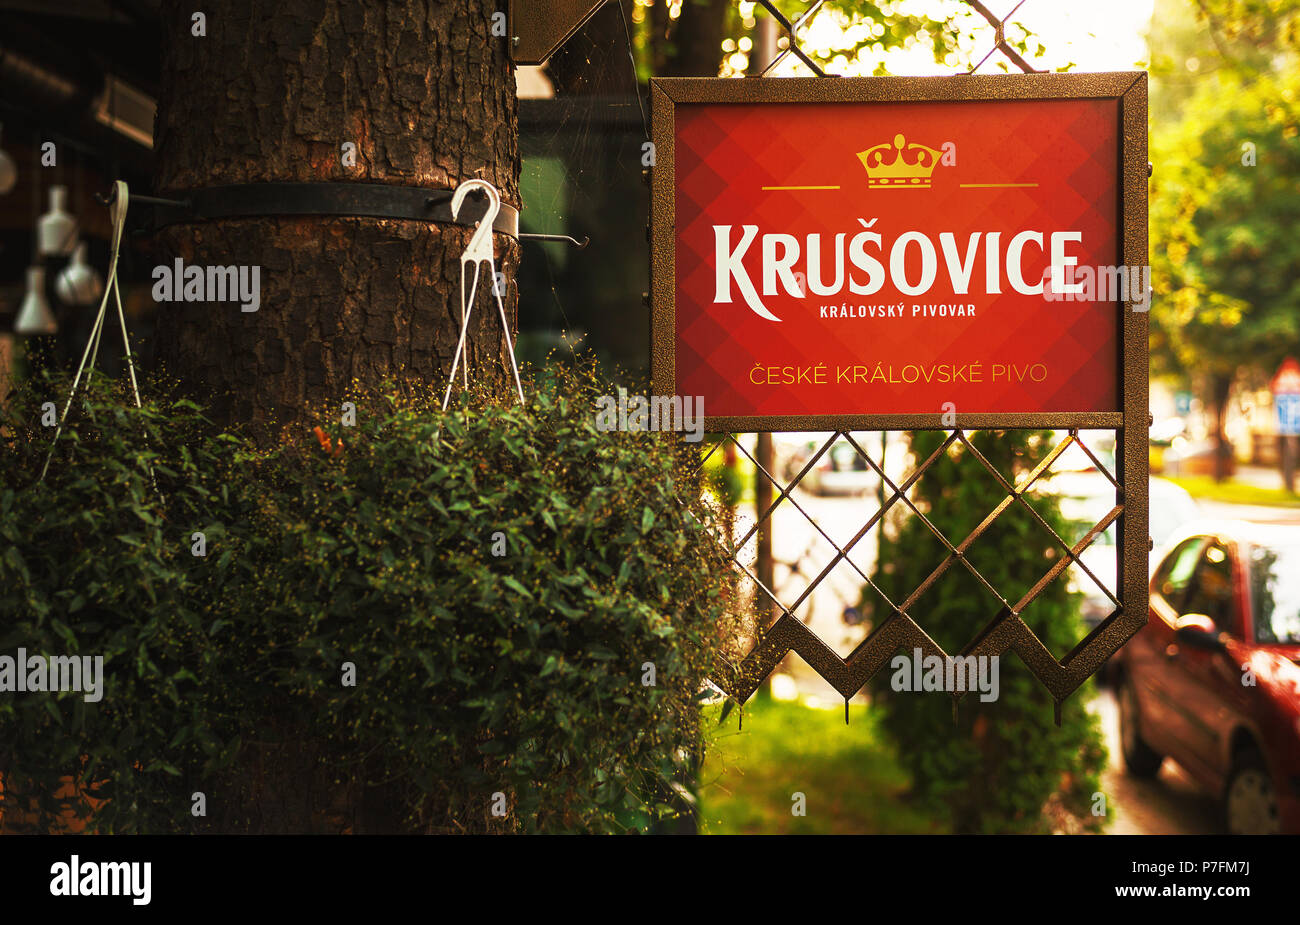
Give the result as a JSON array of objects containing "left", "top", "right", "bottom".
[
  {"left": 40, "top": 180, "right": 150, "bottom": 486},
  {"left": 442, "top": 178, "right": 526, "bottom": 411},
  {"left": 450, "top": 179, "right": 500, "bottom": 265}
]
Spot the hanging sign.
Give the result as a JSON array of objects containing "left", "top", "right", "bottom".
[
  {"left": 650, "top": 73, "right": 1149, "bottom": 432},
  {"left": 1273, "top": 357, "right": 1300, "bottom": 437}
]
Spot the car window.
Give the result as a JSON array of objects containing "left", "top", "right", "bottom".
[
  {"left": 1152, "top": 537, "right": 1205, "bottom": 610},
  {"left": 1182, "top": 541, "right": 1241, "bottom": 637},
  {"left": 1248, "top": 543, "right": 1300, "bottom": 645}
]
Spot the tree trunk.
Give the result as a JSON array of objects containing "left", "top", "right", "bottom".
[
  {"left": 647, "top": 0, "right": 729, "bottom": 77},
  {"left": 1282, "top": 435, "right": 1297, "bottom": 494},
  {"left": 663, "top": 0, "right": 730, "bottom": 76},
  {"left": 151, "top": 0, "right": 519, "bottom": 429},
  {"left": 1211, "top": 373, "right": 1232, "bottom": 483}
]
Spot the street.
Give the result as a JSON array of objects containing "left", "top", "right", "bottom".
[
  {"left": 1091, "top": 688, "right": 1220, "bottom": 834},
  {"left": 743, "top": 462, "right": 1300, "bottom": 832}
]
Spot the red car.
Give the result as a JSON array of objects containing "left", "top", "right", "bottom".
[{"left": 1114, "top": 521, "right": 1300, "bottom": 834}]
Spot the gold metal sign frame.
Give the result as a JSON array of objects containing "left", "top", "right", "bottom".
[{"left": 650, "top": 73, "right": 1150, "bottom": 712}]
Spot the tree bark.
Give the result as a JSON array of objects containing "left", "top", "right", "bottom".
[
  {"left": 666, "top": 0, "right": 730, "bottom": 77},
  {"left": 1211, "top": 373, "right": 1232, "bottom": 483},
  {"left": 647, "top": 0, "right": 729, "bottom": 77},
  {"left": 151, "top": 0, "right": 519, "bottom": 429},
  {"left": 1282, "top": 434, "right": 1297, "bottom": 494}
]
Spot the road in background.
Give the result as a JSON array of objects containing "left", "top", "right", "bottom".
[
  {"left": 735, "top": 437, "right": 1300, "bottom": 832},
  {"left": 1091, "top": 689, "right": 1220, "bottom": 834},
  {"left": 1195, "top": 499, "right": 1300, "bottom": 524}
]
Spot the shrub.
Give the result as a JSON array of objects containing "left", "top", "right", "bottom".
[
  {"left": 0, "top": 363, "right": 731, "bottom": 833},
  {"left": 863, "top": 429, "right": 1107, "bottom": 834}
]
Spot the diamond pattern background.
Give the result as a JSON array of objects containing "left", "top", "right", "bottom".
[{"left": 673, "top": 98, "right": 1121, "bottom": 417}]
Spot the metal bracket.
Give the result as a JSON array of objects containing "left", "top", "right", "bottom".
[
  {"left": 101, "top": 183, "right": 589, "bottom": 248},
  {"left": 124, "top": 182, "right": 521, "bottom": 239},
  {"left": 508, "top": 0, "right": 609, "bottom": 66}
]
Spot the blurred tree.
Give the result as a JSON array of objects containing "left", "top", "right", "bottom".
[
  {"left": 864, "top": 430, "right": 1106, "bottom": 834},
  {"left": 622, "top": 0, "right": 1043, "bottom": 79},
  {"left": 1190, "top": 0, "right": 1300, "bottom": 55},
  {"left": 1149, "top": 0, "right": 1300, "bottom": 479}
]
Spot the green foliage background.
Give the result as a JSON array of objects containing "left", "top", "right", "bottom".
[
  {"left": 863, "top": 430, "right": 1106, "bottom": 834},
  {"left": 1148, "top": 0, "right": 1300, "bottom": 391},
  {"left": 0, "top": 365, "right": 731, "bottom": 833},
  {"left": 629, "top": 0, "right": 1050, "bottom": 79}
]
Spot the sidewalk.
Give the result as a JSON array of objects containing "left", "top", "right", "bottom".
[
  {"left": 1234, "top": 464, "right": 1291, "bottom": 492},
  {"left": 1162, "top": 464, "right": 1300, "bottom": 522}
]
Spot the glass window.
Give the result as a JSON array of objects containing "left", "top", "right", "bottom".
[
  {"left": 1182, "top": 541, "right": 1240, "bottom": 636},
  {"left": 1152, "top": 537, "right": 1205, "bottom": 609},
  {"left": 1248, "top": 543, "right": 1300, "bottom": 645}
]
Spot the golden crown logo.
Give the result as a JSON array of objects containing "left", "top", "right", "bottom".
[{"left": 857, "top": 133, "right": 943, "bottom": 189}]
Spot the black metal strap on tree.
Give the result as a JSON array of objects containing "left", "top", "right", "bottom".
[{"left": 106, "top": 182, "right": 521, "bottom": 240}]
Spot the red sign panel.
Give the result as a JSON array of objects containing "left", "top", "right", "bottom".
[{"left": 651, "top": 77, "right": 1141, "bottom": 427}]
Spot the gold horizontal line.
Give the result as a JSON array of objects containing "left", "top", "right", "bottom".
[
  {"left": 761, "top": 185, "right": 842, "bottom": 191},
  {"left": 960, "top": 182, "right": 1040, "bottom": 188}
]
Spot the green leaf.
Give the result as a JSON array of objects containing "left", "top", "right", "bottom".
[{"left": 502, "top": 576, "right": 531, "bottom": 598}]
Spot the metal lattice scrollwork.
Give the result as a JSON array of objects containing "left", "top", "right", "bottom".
[
  {"left": 692, "top": 429, "right": 1129, "bottom": 719},
  {"left": 964, "top": 0, "right": 1040, "bottom": 74},
  {"left": 752, "top": 0, "right": 1043, "bottom": 76},
  {"left": 753, "top": 0, "right": 831, "bottom": 76}
]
